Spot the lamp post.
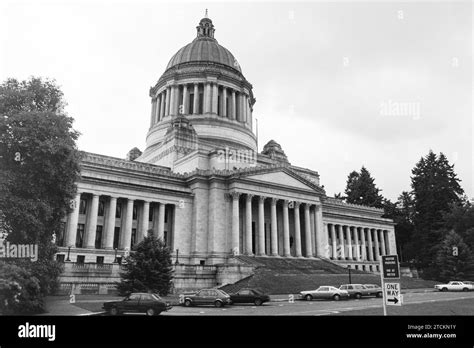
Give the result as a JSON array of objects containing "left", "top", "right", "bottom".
[
  {"left": 347, "top": 265, "right": 352, "bottom": 284},
  {"left": 113, "top": 248, "right": 118, "bottom": 263},
  {"left": 66, "top": 245, "right": 72, "bottom": 262}
]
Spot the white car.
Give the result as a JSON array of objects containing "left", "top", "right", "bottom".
[
  {"left": 434, "top": 281, "right": 474, "bottom": 292},
  {"left": 300, "top": 286, "right": 350, "bottom": 301}
]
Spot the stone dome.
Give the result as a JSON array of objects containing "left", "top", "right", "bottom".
[{"left": 165, "top": 16, "right": 242, "bottom": 73}]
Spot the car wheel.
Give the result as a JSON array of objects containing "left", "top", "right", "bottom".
[
  {"left": 305, "top": 294, "right": 313, "bottom": 301},
  {"left": 463, "top": 288, "right": 469, "bottom": 292},
  {"left": 146, "top": 308, "right": 156, "bottom": 316},
  {"left": 184, "top": 299, "right": 192, "bottom": 307},
  {"left": 354, "top": 293, "right": 362, "bottom": 299},
  {"left": 254, "top": 299, "right": 263, "bottom": 306},
  {"left": 376, "top": 292, "right": 383, "bottom": 298},
  {"left": 110, "top": 307, "right": 119, "bottom": 316},
  {"left": 228, "top": 300, "right": 233, "bottom": 305},
  {"left": 333, "top": 294, "right": 341, "bottom": 301},
  {"left": 214, "top": 301, "right": 223, "bottom": 308},
  {"left": 442, "top": 287, "right": 448, "bottom": 292}
]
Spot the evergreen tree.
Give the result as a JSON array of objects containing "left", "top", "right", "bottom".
[
  {"left": 344, "top": 166, "right": 384, "bottom": 208},
  {"left": 410, "top": 150, "right": 464, "bottom": 274},
  {"left": 117, "top": 235, "right": 174, "bottom": 296},
  {"left": 435, "top": 231, "right": 474, "bottom": 282}
]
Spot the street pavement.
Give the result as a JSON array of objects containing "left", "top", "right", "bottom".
[{"left": 43, "top": 290, "right": 474, "bottom": 316}]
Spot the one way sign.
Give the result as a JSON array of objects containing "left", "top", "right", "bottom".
[{"left": 384, "top": 282, "right": 402, "bottom": 306}]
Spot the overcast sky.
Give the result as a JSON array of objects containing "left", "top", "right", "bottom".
[{"left": 1, "top": 0, "right": 472, "bottom": 201}]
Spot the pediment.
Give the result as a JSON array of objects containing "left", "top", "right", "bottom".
[{"left": 242, "top": 170, "right": 317, "bottom": 191}]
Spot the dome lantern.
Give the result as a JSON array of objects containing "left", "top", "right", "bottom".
[{"left": 196, "top": 10, "right": 215, "bottom": 39}]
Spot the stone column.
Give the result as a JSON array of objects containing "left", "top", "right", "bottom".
[
  {"left": 231, "top": 90, "right": 236, "bottom": 120},
  {"left": 150, "top": 99, "right": 155, "bottom": 127},
  {"left": 282, "top": 200, "right": 291, "bottom": 257},
  {"left": 245, "top": 194, "right": 253, "bottom": 255},
  {"left": 304, "top": 204, "right": 313, "bottom": 258},
  {"left": 212, "top": 83, "right": 218, "bottom": 114},
  {"left": 204, "top": 82, "right": 211, "bottom": 113},
  {"left": 84, "top": 194, "right": 99, "bottom": 248},
  {"left": 157, "top": 202, "right": 165, "bottom": 241},
  {"left": 360, "top": 227, "right": 367, "bottom": 260},
  {"left": 159, "top": 92, "right": 165, "bottom": 120},
  {"left": 314, "top": 204, "right": 327, "bottom": 258},
  {"left": 165, "top": 87, "right": 171, "bottom": 116},
  {"left": 380, "top": 229, "right": 387, "bottom": 256},
  {"left": 66, "top": 192, "right": 81, "bottom": 247},
  {"left": 222, "top": 87, "right": 227, "bottom": 117},
  {"left": 367, "top": 228, "right": 374, "bottom": 261},
  {"left": 193, "top": 83, "right": 199, "bottom": 114},
  {"left": 231, "top": 192, "right": 240, "bottom": 255},
  {"left": 345, "top": 225, "right": 353, "bottom": 260},
  {"left": 104, "top": 196, "right": 117, "bottom": 250},
  {"left": 330, "top": 224, "right": 337, "bottom": 260},
  {"left": 294, "top": 202, "right": 302, "bottom": 257},
  {"left": 139, "top": 201, "right": 150, "bottom": 243},
  {"left": 337, "top": 225, "right": 345, "bottom": 260},
  {"left": 270, "top": 198, "right": 278, "bottom": 256},
  {"left": 121, "top": 199, "right": 134, "bottom": 250},
  {"left": 354, "top": 227, "right": 361, "bottom": 261},
  {"left": 169, "top": 85, "right": 175, "bottom": 116},
  {"left": 257, "top": 196, "right": 266, "bottom": 255},
  {"left": 182, "top": 84, "right": 188, "bottom": 115},
  {"left": 373, "top": 229, "right": 380, "bottom": 261}
]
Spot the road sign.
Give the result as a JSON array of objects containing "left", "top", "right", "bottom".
[
  {"left": 384, "top": 282, "right": 402, "bottom": 306},
  {"left": 381, "top": 255, "right": 400, "bottom": 279}
]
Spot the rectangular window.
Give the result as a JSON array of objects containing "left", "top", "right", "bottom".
[
  {"left": 164, "top": 207, "right": 168, "bottom": 223},
  {"left": 133, "top": 205, "right": 138, "bottom": 220},
  {"left": 75, "top": 224, "right": 85, "bottom": 248},
  {"left": 199, "top": 93, "right": 204, "bottom": 113},
  {"left": 131, "top": 228, "right": 137, "bottom": 248},
  {"left": 98, "top": 201, "right": 105, "bottom": 216},
  {"left": 217, "top": 95, "right": 221, "bottom": 116},
  {"left": 113, "top": 227, "right": 120, "bottom": 249},
  {"left": 79, "top": 199, "right": 87, "bottom": 215},
  {"left": 56, "top": 254, "right": 65, "bottom": 263},
  {"left": 149, "top": 207, "right": 153, "bottom": 222},
  {"left": 226, "top": 97, "right": 229, "bottom": 116},
  {"left": 57, "top": 221, "right": 66, "bottom": 246},
  {"left": 116, "top": 203, "right": 122, "bottom": 218},
  {"left": 96, "top": 256, "right": 104, "bottom": 264},
  {"left": 95, "top": 225, "right": 103, "bottom": 249},
  {"left": 164, "top": 231, "right": 168, "bottom": 245},
  {"left": 189, "top": 94, "right": 194, "bottom": 114},
  {"left": 76, "top": 255, "right": 85, "bottom": 264}
]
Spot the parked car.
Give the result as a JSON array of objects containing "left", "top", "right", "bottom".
[
  {"left": 339, "top": 284, "right": 377, "bottom": 299},
  {"left": 363, "top": 284, "right": 383, "bottom": 298},
  {"left": 300, "top": 286, "right": 349, "bottom": 301},
  {"left": 229, "top": 288, "right": 270, "bottom": 306},
  {"left": 103, "top": 292, "right": 172, "bottom": 316},
  {"left": 434, "top": 281, "right": 474, "bottom": 292},
  {"left": 183, "top": 288, "right": 232, "bottom": 307}
]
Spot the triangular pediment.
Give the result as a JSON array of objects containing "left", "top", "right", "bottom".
[{"left": 235, "top": 167, "right": 323, "bottom": 194}]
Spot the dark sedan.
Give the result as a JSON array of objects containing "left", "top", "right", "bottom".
[
  {"left": 229, "top": 288, "right": 270, "bottom": 306},
  {"left": 183, "top": 288, "right": 232, "bottom": 307},
  {"left": 103, "top": 292, "right": 172, "bottom": 316}
]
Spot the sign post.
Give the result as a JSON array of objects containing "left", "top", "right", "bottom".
[{"left": 380, "top": 255, "right": 401, "bottom": 316}]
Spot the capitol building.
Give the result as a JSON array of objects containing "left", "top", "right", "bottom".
[{"left": 56, "top": 14, "right": 396, "bottom": 292}]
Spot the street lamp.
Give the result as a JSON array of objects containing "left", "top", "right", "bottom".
[
  {"left": 66, "top": 245, "right": 72, "bottom": 262},
  {"left": 347, "top": 265, "right": 352, "bottom": 284}
]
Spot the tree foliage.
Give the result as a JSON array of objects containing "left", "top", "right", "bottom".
[
  {"left": 117, "top": 235, "right": 174, "bottom": 296},
  {"left": 434, "top": 231, "right": 474, "bottom": 282},
  {"left": 344, "top": 166, "right": 384, "bottom": 208}
]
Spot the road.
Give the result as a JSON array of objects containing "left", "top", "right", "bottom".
[{"left": 160, "top": 291, "right": 474, "bottom": 316}]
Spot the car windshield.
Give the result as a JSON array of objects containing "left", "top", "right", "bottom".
[
  {"left": 152, "top": 294, "right": 162, "bottom": 301},
  {"left": 217, "top": 290, "right": 229, "bottom": 296}
]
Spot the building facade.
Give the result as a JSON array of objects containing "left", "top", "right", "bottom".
[{"left": 56, "top": 14, "right": 396, "bottom": 291}]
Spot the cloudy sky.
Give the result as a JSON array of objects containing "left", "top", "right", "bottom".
[{"left": 1, "top": 0, "right": 472, "bottom": 201}]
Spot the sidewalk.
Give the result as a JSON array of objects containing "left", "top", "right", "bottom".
[{"left": 40, "top": 296, "right": 95, "bottom": 316}]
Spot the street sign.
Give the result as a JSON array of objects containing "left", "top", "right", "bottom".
[
  {"left": 381, "top": 255, "right": 400, "bottom": 279},
  {"left": 384, "top": 282, "right": 401, "bottom": 306}
]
